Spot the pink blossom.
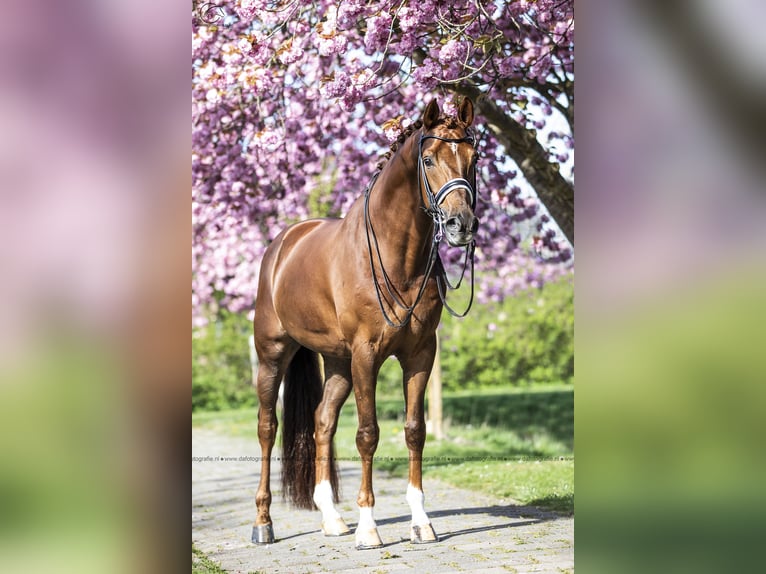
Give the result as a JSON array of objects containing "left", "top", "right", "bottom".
[
  {"left": 364, "top": 14, "right": 393, "bottom": 53},
  {"left": 321, "top": 71, "right": 351, "bottom": 99},
  {"left": 336, "top": 0, "right": 365, "bottom": 30},
  {"left": 438, "top": 39, "right": 468, "bottom": 65},
  {"left": 398, "top": 33, "right": 418, "bottom": 53},
  {"left": 230, "top": 181, "right": 245, "bottom": 197},
  {"left": 192, "top": 0, "right": 575, "bottom": 321},
  {"left": 412, "top": 58, "right": 441, "bottom": 90},
  {"left": 278, "top": 41, "right": 304, "bottom": 65},
  {"left": 318, "top": 34, "right": 348, "bottom": 57},
  {"left": 398, "top": 7, "right": 420, "bottom": 32},
  {"left": 237, "top": 37, "right": 255, "bottom": 57},
  {"left": 236, "top": 0, "right": 263, "bottom": 20}
]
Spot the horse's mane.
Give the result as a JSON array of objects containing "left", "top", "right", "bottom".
[{"left": 374, "top": 115, "right": 464, "bottom": 172}]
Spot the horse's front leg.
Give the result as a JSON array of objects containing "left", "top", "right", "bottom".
[
  {"left": 313, "top": 357, "right": 352, "bottom": 537},
  {"left": 351, "top": 351, "right": 383, "bottom": 549},
  {"left": 400, "top": 336, "right": 439, "bottom": 543}
]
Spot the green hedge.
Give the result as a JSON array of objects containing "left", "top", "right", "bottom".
[
  {"left": 375, "top": 274, "right": 574, "bottom": 395},
  {"left": 192, "top": 310, "right": 255, "bottom": 411},
  {"left": 344, "top": 387, "right": 573, "bottom": 451},
  {"left": 192, "top": 275, "right": 573, "bottom": 411},
  {"left": 438, "top": 275, "right": 574, "bottom": 391}
]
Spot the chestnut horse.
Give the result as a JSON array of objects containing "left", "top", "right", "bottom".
[{"left": 251, "top": 98, "right": 478, "bottom": 549}]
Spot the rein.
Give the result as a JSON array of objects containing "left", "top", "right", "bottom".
[{"left": 363, "top": 130, "right": 477, "bottom": 329}]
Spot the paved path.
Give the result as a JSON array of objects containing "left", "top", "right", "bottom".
[{"left": 193, "top": 429, "right": 573, "bottom": 573}]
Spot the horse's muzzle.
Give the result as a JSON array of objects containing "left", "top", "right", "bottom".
[{"left": 445, "top": 214, "right": 479, "bottom": 246}]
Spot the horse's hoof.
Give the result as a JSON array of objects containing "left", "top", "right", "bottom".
[
  {"left": 321, "top": 517, "right": 351, "bottom": 536},
  {"left": 355, "top": 528, "right": 383, "bottom": 550},
  {"left": 252, "top": 523, "right": 275, "bottom": 544},
  {"left": 410, "top": 523, "right": 438, "bottom": 544}
]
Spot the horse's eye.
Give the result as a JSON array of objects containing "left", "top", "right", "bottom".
[{"left": 423, "top": 157, "right": 434, "bottom": 167}]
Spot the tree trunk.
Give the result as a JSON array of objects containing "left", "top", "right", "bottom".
[{"left": 427, "top": 337, "right": 444, "bottom": 441}]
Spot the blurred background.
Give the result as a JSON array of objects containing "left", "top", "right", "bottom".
[
  {"left": 0, "top": 1, "right": 188, "bottom": 573},
  {"left": 577, "top": 0, "right": 766, "bottom": 572},
  {"left": 0, "top": 0, "right": 764, "bottom": 573}
]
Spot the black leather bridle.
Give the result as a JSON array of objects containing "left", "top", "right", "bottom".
[
  {"left": 363, "top": 128, "right": 478, "bottom": 328},
  {"left": 418, "top": 132, "right": 477, "bottom": 217}
]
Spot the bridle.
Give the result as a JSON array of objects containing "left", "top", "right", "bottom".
[
  {"left": 418, "top": 132, "right": 477, "bottom": 222},
  {"left": 364, "top": 127, "right": 478, "bottom": 328}
]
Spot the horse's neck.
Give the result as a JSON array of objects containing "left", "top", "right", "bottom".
[{"left": 366, "top": 136, "right": 435, "bottom": 281}]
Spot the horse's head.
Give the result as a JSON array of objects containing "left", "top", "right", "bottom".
[{"left": 419, "top": 98, "right": 479, "bottom": 247}]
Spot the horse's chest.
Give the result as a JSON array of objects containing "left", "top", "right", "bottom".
[{"left": 381, "top": 311, "right": 440, "bottom": 352}]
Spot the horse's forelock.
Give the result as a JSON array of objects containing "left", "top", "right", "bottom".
[{"left": 436, "top": 116, "right": 462, "bottom": 131}]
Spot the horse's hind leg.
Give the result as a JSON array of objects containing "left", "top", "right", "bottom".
[
  {"left": 313, "top": 357, "right": 353, "bottom": 536},
  {"left": 252, "top": 336, "right": 296, "bottom": 545}
]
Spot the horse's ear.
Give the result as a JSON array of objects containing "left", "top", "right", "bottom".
[
  {"left": 423, "top": 99, "right": 440, "bottom": 130},
  {"left": 458, "top": 97, "right": 474, "bottom": 127}
]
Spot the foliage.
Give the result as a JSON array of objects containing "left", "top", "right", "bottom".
[
  {"left": 436, "top": 387, "right": 573, "bottom": 444},
  {"left": 440, "top": 274, "right": 573, "bottom": 390},
  {"left": 192, "top": 310, "right": 255, "bottom": 411},
  {"left": 193, "top": 384, "right": 572, "bottom": 437},
  {"left": 339, "top": 386, "right": 574, "bottom": 460},
  {"left": 192, "top": 0, "right": 574, "bottom": 322},
  {"left": 375, "top": 273, "right": 573, "bottom": 396}
]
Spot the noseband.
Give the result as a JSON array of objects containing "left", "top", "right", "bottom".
[{"left": 363, "top": 127, "right": 478, "bottom": 328}]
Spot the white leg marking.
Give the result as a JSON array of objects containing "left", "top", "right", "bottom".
[
  {"left": 357, "top": 505, "right": 376, "bottom": 531},
  {"left": 355, "top": 505, "right": 382, "bottom": 547},
  {"left": 313, "top": 480, "right": 341, "bottom": 522},
  {"left": 314, "top": 480, "right": 350, "bottom": 536},
  {"left": 406, "top": 483, "right": 430, "bottom": 526}
]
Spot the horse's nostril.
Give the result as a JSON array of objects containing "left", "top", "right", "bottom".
[{"left": 446, "top": 217, "right": 463, "bottom": 231}]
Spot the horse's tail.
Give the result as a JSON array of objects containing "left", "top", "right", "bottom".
[{"left": 281, "top": 346, "right": 340, "bottom": 509}]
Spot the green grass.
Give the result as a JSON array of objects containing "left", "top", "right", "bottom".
[
  {"left": 428, "top": 459, "right": 574, "bottom": 514},
  {"left": 193, "top": 385, "right": 573, "bottom": 514},
  {"left": 192, "top": 544, "right": 228, "bottom": 574}
]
